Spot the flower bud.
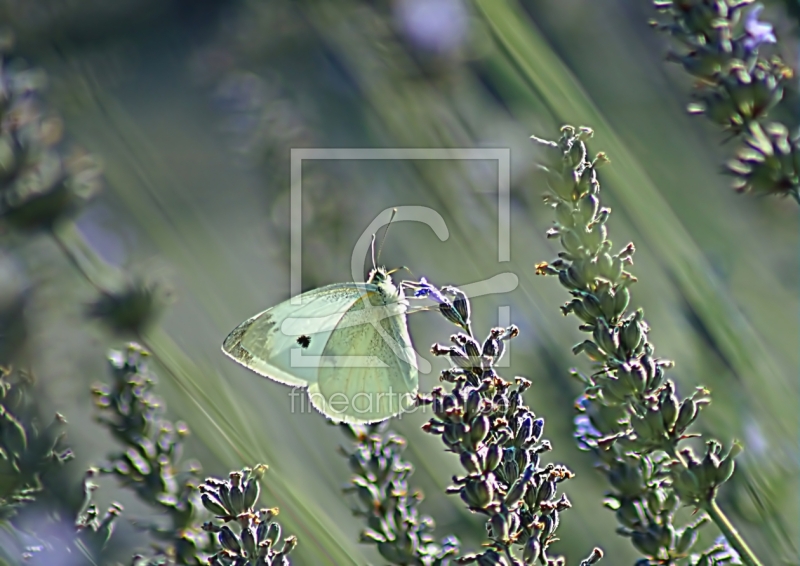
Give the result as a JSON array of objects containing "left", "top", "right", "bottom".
[
  {"left": 630, "top": 413, "right": 655, "bottom": 443},
  {"left": 575, "top": 193, "right": 599, "bottom": 226},
  {"left": 609, "top": 461, "right": 645, "bottom": 498},
  {"left": 243, "top": 477, "right": 260, "bottom": 511},
  {"left": 560, "top": 230, "right": 582, "bottom": 258},
  {"left": 463, "top": 388, "right": 480, "bottom": 417},
  {"left": 620, "top": 313, "right": 644, "bottom": 354},
  {"left": 241, "top": 526, "right": 257, "bottom": 557},
  {"left": 483, "top": 444, "right": 502, "bottom": 472},
  {"left": 644, "top": 406, "right": 667, "bottom": 439},
  {"left": 631, "top": 530, "right": 662, "bottom": 558},
  {"left": 676, "top": 524, "right": 699, "bottom": 555},
  {"left": 469, "top": 415, "right": 490, "bottom": 448},
  {"left": 461, "top": 478, "right": 494, "bottom": 509},
  {"left": 523, "top": 535, "right": 541, "bottom": 564},
  {"left": 555, "top": 201, "right": 574, "bottom": 228},
  {"left": 201, "top": 493, "right": 229, "bottom": 517},
  {"left": 489, "top": 513, "right": 510, "bottom": 543},
  {"left": 615, "top": 499, "right": 644, "bottom": 529},
  {"left": 659, "top": 383, "right": 679, "bottom": 433},
  {"left": 714, "top": 455, "right": 735, "bottom": 486},
  {"left": 535, "top": 479, "right": 556, "bottom": 506},
  {"left": 504, "top": 474, "right": 530, "bottom": 508},
  {"left": 442, "top": 286, "right": 471, "bottom": 330},
  {"left": 218, "top": 525, "right": 241, "bottom": 554},
  {"left": 592, "top": 319, "right": 618, "bottom": 357},
  {"left": 460, "top": 451, "right": 482, "bottom": 476},
  {"left": 675, "top": 398, "right": 699, "bottom": 433},
  {"left": 515, "top": 415, "right": 533, "bottom": 448},
  {"left": 279, "top": 535, "right": 298, "bottom": 555}
]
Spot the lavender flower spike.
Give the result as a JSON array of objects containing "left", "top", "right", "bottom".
[{"left": 743, "top": 4, "right": 777, "bottom": 51}]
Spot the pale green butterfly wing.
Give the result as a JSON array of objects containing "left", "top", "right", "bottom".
[
  {"left": 307, "top": 288, "right": 419, "bottom": 424},
  {"left": 221, "top": 283, "right": 370, "bottom": 388}
]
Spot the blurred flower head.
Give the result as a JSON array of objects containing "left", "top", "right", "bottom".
[
  {"left": 86, "top": 278, "right": 171, "bottom": 336},
  {"left": 393, "top": 0, "right": 469, "bottom": 55}
]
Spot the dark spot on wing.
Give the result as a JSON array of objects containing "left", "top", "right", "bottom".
[{"left": 297, "top": 334, "right": 311, "bottom": 348}]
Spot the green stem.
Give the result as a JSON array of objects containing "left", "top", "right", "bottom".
[
  {"left": 702, "top": 498, "right": 764, "bottom": 566},
  {"left": 665, "top": 430, "right": 762, "bottom": 565},
  {"left": 49, "top": 224, "right": 112, "bottom": 297}
]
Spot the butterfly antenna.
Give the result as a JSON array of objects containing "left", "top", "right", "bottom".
[
  {"left": 389, "top": 266, "right": 414, "bottom": 278},
  {"left": 376, "top": 208, "right": 397, "bottom": 265},
  {"left": 370, "top": 233, "right": 378, "bottom": 270}
]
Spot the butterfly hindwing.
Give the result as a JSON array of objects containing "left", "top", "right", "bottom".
[{"left": 307, "top": 291, "right": 418, "bottom": 423}]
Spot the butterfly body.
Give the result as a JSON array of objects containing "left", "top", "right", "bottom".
[{"left": 222, "top": 268, "right": 418, "bottom": 423}]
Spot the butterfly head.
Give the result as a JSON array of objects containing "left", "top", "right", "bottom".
[
  {"left": 367, "top": 266, "right": 391, "bottom": 285},
  {"left": 367, "top": 266, "right": 406, "bottom": 304}
]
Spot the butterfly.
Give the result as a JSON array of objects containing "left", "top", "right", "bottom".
[{"left": 221, "top": 265, "right": 419, "bottom": 424}]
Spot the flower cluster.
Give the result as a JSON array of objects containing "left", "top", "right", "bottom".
[
  {"left": 199, "top": 468, "right": 297, "bottom": 566},
  {"left": 0, "top": 33, "right": 102, "bottom": 232},
  {"left": 339, "top": 422, "right": 460, "bottom": 565},
  {"left": 93, "top": 343, "right": 298, "bottom": 565},
  {"left": 93, "top": 344, "right": 297, "bottom": 566},
  {"left": 0, "top": 367, "right": 127, "bottom": 565},
  {"left": 86, "top": 278, "right": 169, "bottom": 337},
  {"left": 532, "top": 125, "right": 761, "bottom": 566},
  {"left": 650, "top": 0, "right": 798, "bottom": 200},
  {"left": 92, "top": 343, "right": 215, "bottom": 564},
  {"left": 410, "top": 281, "right": 603, "bottom": 566},
  {"left": 0, "top": 366, "right": 72, "bottom": 521}
]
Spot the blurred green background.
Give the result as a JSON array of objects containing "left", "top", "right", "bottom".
[{"left": 1, "top": 0, "right": 797, "bottom": 563}]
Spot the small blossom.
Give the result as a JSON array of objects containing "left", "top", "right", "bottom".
[
  {"left": 574, "top": 414, "right": 602, "bottom": 451},
  {"left": 573, "top": 395, "right": 603, "bottom": 450},
  {"left": 411, "top": 277, "right": 449, "bottom": 304},
  {"left": 743, "top": 4, "right": 777, "bottom": 52}
]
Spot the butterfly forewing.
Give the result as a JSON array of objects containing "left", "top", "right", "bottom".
[{"left": 222, "top": 284, "right": 371, "bottom": 387}]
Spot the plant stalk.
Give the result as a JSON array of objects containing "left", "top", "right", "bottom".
[{"left": 703, "top": 498, "right": 764, "bottom": 566}]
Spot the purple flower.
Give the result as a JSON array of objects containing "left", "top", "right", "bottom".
[
  {"left": 574, "top": 415, "right": 603, "bottom": 450},
  {"left": 710, "top": 535, "right": 743, "bottom": 565},
  {"left": 394, "top": 0, "right": 469, "bottom": 55},
  {"left": 573, "top": 395, "right": 603, "bottom": 451},
  {"left": 411, "top": 277, "right": 449, "bottom": 304},
  {"left": 743, "top": 4, "right": 777, "bottom": 52}
]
